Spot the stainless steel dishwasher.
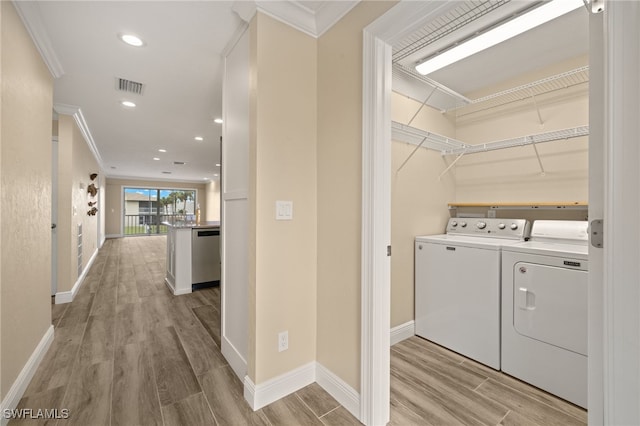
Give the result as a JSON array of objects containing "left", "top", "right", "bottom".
[{"left": 191, "top": 228, "right": 221, "bottom": 286}]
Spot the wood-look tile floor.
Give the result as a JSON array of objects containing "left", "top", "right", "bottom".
[
  {"left": 14, "top": 236, "right": 586, "bottom": 426},
  {"left": 14, "top": 236, "right": 355, "bottom": 426}
]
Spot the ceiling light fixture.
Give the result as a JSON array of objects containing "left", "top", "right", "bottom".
[
  {"left": 214, "top": 174, "right": 219, "bottom": 177},
  {"left": 415, "top": 0, "right": 583, "bottom": 76},
  {"left": 195, "top": 136, "right": 204, "bottom": 141},
  {"left": 120, "top": 34, "right": 144, "bottom": 47},
  {"left": 215, "top": 163, "right": 221, "bottom": 167},
  {"left": 153, "top": 157, "right": 160, "bottom": 161},
  {"left": 158, "top": 149, "right": 167, "bottom": 153},
  {"left": 214, "top": 118, "right": 223, "bottom": 124},
  {"left": 121, "top": 100, "right": 136, "bottom": 108}
]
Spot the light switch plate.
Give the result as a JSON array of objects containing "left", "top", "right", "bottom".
[{"left": 276, "top": 201, "right": 293, "bottom": 220}]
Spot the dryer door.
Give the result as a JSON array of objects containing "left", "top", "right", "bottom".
[{"left": 513, "top": 262, "right": 587, "bottom": 355}]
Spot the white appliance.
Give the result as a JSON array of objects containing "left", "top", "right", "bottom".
[
  {"left": 415, "top": 218, "right": 530, "bottom": 370},
  {"left": 501, "top": 220, "right": 588, "bottom": 408}
]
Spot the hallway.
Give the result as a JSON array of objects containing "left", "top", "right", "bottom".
[{"left": 13, "top": 237, "right": 356, "bottom": 425}]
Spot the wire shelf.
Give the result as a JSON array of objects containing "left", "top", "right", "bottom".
[
  {"left": 450, "top": 66, "right": 590, "bottom": 115},
  {"left": 392, "top": 121, "right": 468, "bottom": 153},
  {"left": 442, "top": 125, "right": 589, "bottom": 155}
]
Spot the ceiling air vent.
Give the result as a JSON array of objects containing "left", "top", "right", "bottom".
[
  {"left": 116, "top": 77, "right": 144, "bottom": 95},
  {"left": 161, "top": 171, "right": 172, "bottom": 174},
  {"left": 173, "top": 161, "right": 186, "bottom": 165}
]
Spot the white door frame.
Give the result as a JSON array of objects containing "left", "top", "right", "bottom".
[
  {"left": 360, "top": 2, "right": 459, "bottom": 424},
  {"left": 51, "top": 136, "right": 59, "bottom": 296},
  {"left": 361, "top": 1, "right": 640, "bottom": 425},
  {"left": 601, "top": 2, "right": 640, "bottom": 424}
]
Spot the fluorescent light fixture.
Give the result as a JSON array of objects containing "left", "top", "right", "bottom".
[
  {"left": 121, "top": 100, "right": 136, "bottom": 108},
  {"left": 214, "top": 118, "right": 223, "bottom": 124},
  {"left": 194, "top": 136, "right": 204, "bottom": 141},
  {"left": 120, "top": 34, "right": 144, "bottom": 47},
  {"left": 415, "top": 0, "right": 583, "bottom": 76}
]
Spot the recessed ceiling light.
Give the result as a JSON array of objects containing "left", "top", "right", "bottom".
[
  {"left": 153, "top": 157, "right": 160, "bottom": 161},
  {"left": 121, "top": 100, "right": 136, "bottom": 108},
  {"left": 214, "top": 173, "right": 219, "bottom": 177},
  {"left": 215, "top": 163, "right": 221, "bottom": 167},
  {"left": 158, "top": 149, "right": 167, "bottom": 153},
  {"left": 120, "top": 34, "right": 144, "bottom": 47},
  {"left": 195, "top": 136, "right": 204, "bottom": 141},
  {"left": 214, "top": 118, "right": 223, "bottom": 124}
]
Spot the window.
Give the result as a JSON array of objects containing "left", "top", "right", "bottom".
[{"left": 123, "top": 187, "right": 196, "bottom": 235}]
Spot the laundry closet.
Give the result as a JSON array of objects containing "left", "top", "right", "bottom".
[{"left": 389, "top": 0, "right": 590, "bottom": 410}]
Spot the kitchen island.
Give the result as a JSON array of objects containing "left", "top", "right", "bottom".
[{"left": 163, "top": 220, "right": 220, "bottom": 295}]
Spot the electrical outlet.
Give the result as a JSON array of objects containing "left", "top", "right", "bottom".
[{"left": 278, "top": 331, "right": 288, "bottom": 352}]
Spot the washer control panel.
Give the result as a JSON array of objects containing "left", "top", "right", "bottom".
[{"left": 446, "top": 218, "right": 530, "bottom": 240}]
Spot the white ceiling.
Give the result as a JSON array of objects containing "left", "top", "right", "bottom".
[{"left": 16, "top": 1, "right": 589, "bottom": 183}]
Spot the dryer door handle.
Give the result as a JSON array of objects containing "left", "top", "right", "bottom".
[{"left": 517, "top": 287, "right": 536, "bottom": 310}]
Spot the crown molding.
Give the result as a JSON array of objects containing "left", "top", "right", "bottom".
[
  {"left": 232, "top": 0, "right": 360, "bottom": 38},
  {"left": 53, "top": 103, "right": 104, "bottom": 170},
  {"left": 12, "top": 0, "right": 64, "bottom": 78}
]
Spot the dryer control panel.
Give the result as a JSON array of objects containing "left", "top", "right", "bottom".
[{"left": 446, "top": 218, "right": 530, "bottom": 240}]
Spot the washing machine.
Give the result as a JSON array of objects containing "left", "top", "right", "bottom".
[
  {"left": 415, "top": 218, "right": 530, "bottom": 370},
  {"left": 501, "top": 220, "right": 588, "bottom": 408}
]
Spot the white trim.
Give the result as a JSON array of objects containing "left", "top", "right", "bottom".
[
  {"left": 360, "top": 26, "right": 392, "bottom": 426},
  {"left": 313, "top": 1, "right": 360, "bottom": 38},
  {"left": 54, "top": 247, "right": 98, "bottom": 304},
  {"left": 53, "top": 104, "right": 104, "bottom": 171},
  {"left": 162, "top": 278, "right": 191, "bottom": 296},
  {"left": 0, "top": 326, "right": 55, "bottom": 426},
  {"left": 316, "top": 363, "right": 360, "bottom": 420},
  {"left": 11, "top": 1, "right": 64, "bottom": 78},
  {"left": 222, "top": 335, "right": 248, "bottom": 383},
  {"left": 603, "top": 3, "right": 640, "bottom": 425},
  {"left": 231, "top": 0, "right": 360, "bottom": 38},
  {"left": 243, "top": 362, "right": 315, "bottom": 411},
  {"left": 390, "top": 321, "right": 415, "bottom": 346}
]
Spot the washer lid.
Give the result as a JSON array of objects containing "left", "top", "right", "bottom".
[{"left": 415, "top": 234, "right": 525, "bottom": 250}]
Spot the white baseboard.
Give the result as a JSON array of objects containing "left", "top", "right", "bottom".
[
  {"left": 244, "top": 362, "right": 315, "bottom": 411},
  {"left": 390, "top": 320, "right": 415, "bottom": 346},
  {"left": 0, "top": 325, "right": 55, "bottom": 426},
  {"left": 105, "top": 234, "right": 122, "bottom": 239},
  {"left": 221, "top": 336, "right": 248, "bottom": 383},
  {"left": 55, "top": 248, "right": 98, "bottom": 304},
  {"left": 316, "top": 362, "right": 360, "bottom": 420}
]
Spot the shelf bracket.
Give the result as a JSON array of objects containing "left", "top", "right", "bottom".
[
  {"left": 407, "top": 85, "right": 438, "bottom": 126},
  {"left": 438, "top": 152, "right": 465, "bottom": 181},
  {"left": 396, "top": 136, "right": 427, "bottom": 174},
  {"left": 529, "top": 88, "right": 544, "bottom": 126},
  {"left": 532, "top": 143, "right": 546, "bottom": 176}
]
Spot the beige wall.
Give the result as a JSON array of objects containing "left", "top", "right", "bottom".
[
  {"left": 317, "top": 1, "right": 397, "bottom": 391},
  {"left": 249, "top": 13, "right": 318, "bottom": 384},
  {"left": 56, "top": 115, "right": 100, "bottom": 293},
  {"left": 205, "top": 179, "right": 220, "bottom": 221},
  {"left": 390, "top": 93, "right": 456, "bottom": 328},
  {"left": 454, "top": 56, "right": 589, "bottom": 203},
  {"left": 1, "top": 1, "right": 53, "bottom": 399},
  {"left": 104, "top": 178, "right": 206, "bottom": 236}
]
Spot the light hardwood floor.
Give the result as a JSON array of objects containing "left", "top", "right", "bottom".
[{"left": 13, "top": 236, "right": 586, "bottom": 425}]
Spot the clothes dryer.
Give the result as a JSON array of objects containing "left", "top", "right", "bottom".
[{"left": 501, "top": 220, "right": 588, "bottom": 408}]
